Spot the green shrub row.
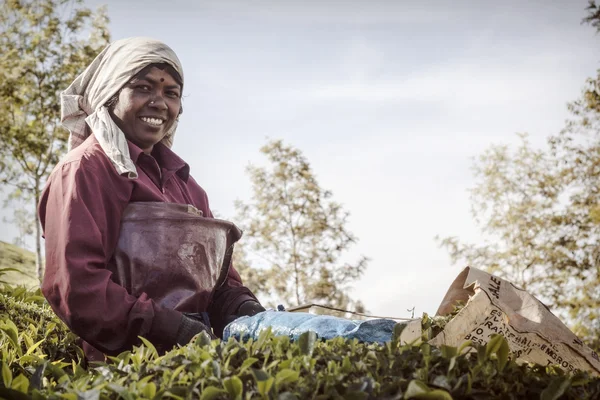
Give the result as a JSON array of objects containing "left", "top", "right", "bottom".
[
  {"left": 0, "top": 286, "right": 599, "bottom": 399},
  {"left": 0, "top": 286, "right": 80, "bottom": 367}
]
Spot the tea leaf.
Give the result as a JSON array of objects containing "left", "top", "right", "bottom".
[
  {"left": 0, "top": 319, "right": 20, "bottom": 354},
  {"left": 298, "top": 331, "right": 317, "bottom": 356},
  {"left": 1, "top": 361, "right": 12, "bottom": 387},
  {"left": 11, "top": 373, "right": 29, "bottom": 393},
  {"left": 107, "top": 383, "right": 135, "bottom": 400},
  {"left": 476, "top": 343, "right": 487, "bottom": 364},
  {"left": 341, "top": 356, "right": 352, "bottom": 374},
  {"left": 142, "top": 382, "right": 157, "bottom": 399},
  {"left": 138, "top": 336, "right": 158, "bottom": 359},
  {"left": 257, "top": 377, "right": 275, "bottom": 397},
  {"left": 24, "top": 338, "right": 45, "bottom": 356},
  {"left": 78, "top": 389, "right": 100, "bottom": 400},
  {"left": 255, "top": 327, "right": 273, "bottom": 351},
  {"left": 540, "top": 377, "right": 571, "bottom": 400},
  {"left": 420, "top": 343, "right": 431, "bottom": 358},
  {"left": 405, "top": 379, "right": 452, "bottom": 399},
  {"left": 457, "top": 340, "right": 473, "bottom": 355},
  {"left": 448, "top": 357, "right": 456, "bottom": 373},
  {"left": 275, "top": 368, "right": 299, "bottom": 387},
  {"left": 252, "top": 368, "right": 270, "bottom": 382},
  {"left": 485, "top": 334, "right": 504, "bottom": 358},
  {"left": 30, "top": 362, "right": 47, "bottom": 390},
  {"left": 240, "top": 357, "right": 259, "bottom": 373},
  {"left": 440, "top": 345, "right": 457, "bottom": 359},
  {"left": 431, "top": 375, "right": 452, "bottom": 391},
  {"left": 211, "top": 360, "right": 221, "bottom": 379},
  {"left": 496, "top": 337, "right": 510, "bottom": 372},
  {"left": 404, "top": 380, "right": 430, "bottom": 397},
  {"left": 199, "top": 386, "right": 227, "bottom": 400},
  {"left": 194, "top": 331, "right": 213, "bottom": 348},
  {"left": 22, "top": 295, "right": 46, "bottom": 304},
  {"left": 223, "top": 376, "right": 243, "bottom": 400}
]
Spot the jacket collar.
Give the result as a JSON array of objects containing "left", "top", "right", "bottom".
[{"left": 127, "top": 141, "right": 190, "bottom": 182}]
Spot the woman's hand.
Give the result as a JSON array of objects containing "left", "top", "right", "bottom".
[
  {"left": 237, "top": 301, "right": 266, "bottom": 317},
  {"left": 222, "top": 301, "right": 267, "bottom": 327},
  {"left": 175, "top": 314, "right": 216, "bottom": 345}
]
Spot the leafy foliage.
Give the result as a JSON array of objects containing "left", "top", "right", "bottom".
[
  {"left": 0, "top": 285, "right": 599, "bottom": 399},
  {"left": 235, "top": 140, "right": 368, "bottom": 311},
  {"left": 583, "top": 1, "right": 600, "bottom": 32},
  {"left": 0, "top": 0, "right": 110, "bottom": 280},
  {"left": 0, "top": 286, "right": 80, "bottom": 367},
  {"left": 437, "top": 5, "right": 600, "bottom": 348}
]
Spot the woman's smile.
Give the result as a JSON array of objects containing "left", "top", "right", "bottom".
[
  {"left": 109, "top": 66, "right": 182, "bottom": 153},
  {"left": 139, "top": 116, "right": 166, "bottom": 127}
]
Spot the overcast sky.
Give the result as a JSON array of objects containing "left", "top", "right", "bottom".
[{"left": 1, "top": 0, "right": 598, "bottom": 319}]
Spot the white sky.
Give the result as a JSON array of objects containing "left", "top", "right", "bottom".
[{"left": 1, "top": 0, "right": 598, "bottom": 319}]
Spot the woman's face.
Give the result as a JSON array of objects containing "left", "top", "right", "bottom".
[{"left": 109, "top": 66, "right": 182, "bottom": 153}]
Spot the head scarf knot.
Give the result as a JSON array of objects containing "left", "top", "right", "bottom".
[{"left": 61, "top": 37, "right": 184, "bottom": 178}]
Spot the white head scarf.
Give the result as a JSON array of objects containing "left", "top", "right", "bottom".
[{"left": 60, "top": 37, "right": 184, "bottom": 178}]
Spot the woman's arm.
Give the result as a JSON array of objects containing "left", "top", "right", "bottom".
[
  {"left": 208, "top": 265, "right": 263, "bottom": 337},
  {"left": 39, "top": 156, "right": 187, "bottom": 355}
]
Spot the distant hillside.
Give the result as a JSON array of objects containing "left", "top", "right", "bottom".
[{"left": 0, "top": 241, "right": 39, "bottom": 289}]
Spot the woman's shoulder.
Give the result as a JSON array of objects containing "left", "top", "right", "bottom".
[
  {"left": 60, "top": 135, "right": 108, "bottom": 167},
  {"left": 50, "top": 135, "right": 128, "bottom": 183},
  {"left": 185, "top": 174, "right": 209, "bottom": 197}
]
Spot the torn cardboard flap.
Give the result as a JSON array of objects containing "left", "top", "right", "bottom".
[{"left": 430, "top": 266, "right": 600, "bottom": 376}]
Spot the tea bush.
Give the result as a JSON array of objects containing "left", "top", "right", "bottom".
[{"left": 0, "top": 286, "right": 599, "bottom": 399}]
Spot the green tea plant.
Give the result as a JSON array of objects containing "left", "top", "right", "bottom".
[{"left": 0, "top": 286, "right": 599, "bottom": 399}]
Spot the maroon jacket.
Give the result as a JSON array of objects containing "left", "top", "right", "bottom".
[{"left": 38, "top": 135, "right": 256, "bottom": 358}]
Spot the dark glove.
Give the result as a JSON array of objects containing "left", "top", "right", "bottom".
[
  {"left": 223, "top": 301, "right": 266, "bottom": 327},
  {"left": 237, "top": 301, "right": 266, "bottom": 317},
  {"left": 175, "top": 314, "right": 216, "bottom": 345}
]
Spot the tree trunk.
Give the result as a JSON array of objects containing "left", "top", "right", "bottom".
[
  {"left": 294, "top": 261, "right": 301, "bottom": 306},
  {"left": 34, "top": 186, "right": 42, "bottom": 284}
]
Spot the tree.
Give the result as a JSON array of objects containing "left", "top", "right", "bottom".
[
  {"left": 231, "top": 239, "right": 270, "bottom": 298},
  {"left": 438, "top": 2, "right": 600, "bottom": 346},
  {"left": 0, "top": 0, "right": 110, "bottom": 281},
  {"left": 4, "top": 207, "right": 35, "bottom": 249},
  {"left": 234, "top": 139, "right": 368, "bottom": 311}
]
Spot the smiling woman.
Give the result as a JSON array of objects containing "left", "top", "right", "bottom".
[
  {"left": 108, "top": 65, "right": 183, "bottom": 153},
  {"left": 38, "top": 37, "right": 265, "bottom": 362}
]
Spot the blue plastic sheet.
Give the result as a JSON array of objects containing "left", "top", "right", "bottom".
[{"left": 223, "top": 310, "right": 397, "bottom": 344}]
